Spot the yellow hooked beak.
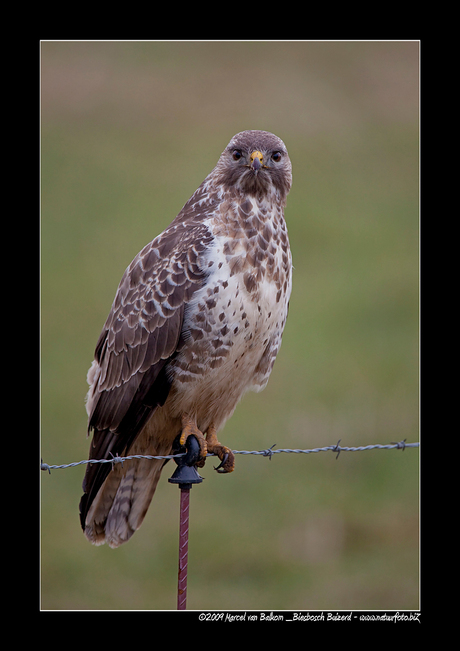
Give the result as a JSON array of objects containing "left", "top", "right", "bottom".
[{"left": 249, "top": 150, "right": 264, "bottom": 170}]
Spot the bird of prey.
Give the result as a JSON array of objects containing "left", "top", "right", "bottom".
[{"left": 80, "top": 130, "right": 293, "bottom": 548}]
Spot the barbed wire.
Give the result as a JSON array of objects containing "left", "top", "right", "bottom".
[{"left": 40, "top": 439, "right": 419, "bottom": 474}]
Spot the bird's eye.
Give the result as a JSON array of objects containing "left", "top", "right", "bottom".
[
  {"left": 271, "top": 151, "right": 282, "bottom": 163},
  {"left": 232, "top": 149, "right": 243, "bottom": 161}
]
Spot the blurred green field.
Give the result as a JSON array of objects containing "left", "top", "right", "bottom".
[{"left": 40, "top": 41, "right": 419, "bottom": 611}]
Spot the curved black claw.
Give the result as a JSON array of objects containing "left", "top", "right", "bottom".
[
  {"left": 214, "top": 452, "right": 229, "bottom": 473},
  {"left": 213, "top": 447, "right": 235, "bottom": 473}
]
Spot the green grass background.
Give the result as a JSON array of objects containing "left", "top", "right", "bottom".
[{"left": 40, "top": 41, "right": 419, "bottom": 611}]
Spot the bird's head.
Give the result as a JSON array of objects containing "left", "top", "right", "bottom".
[{"left": 213, "top": 130, "right": 292, "bottom": 202}]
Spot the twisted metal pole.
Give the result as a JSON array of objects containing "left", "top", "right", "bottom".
[
  {"left": 168, "top": 434, "right": 204, "bottom": 610},
  {"left": 177, "top": 487, "right": 190, "bottom": 610}
]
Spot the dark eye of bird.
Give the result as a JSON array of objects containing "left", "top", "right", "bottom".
[
  {"left": 232, "top": 149, "right": 243, "bottom": 161},
  {"left": 271, "top": 151, "right": 282, "bottom": 162}
]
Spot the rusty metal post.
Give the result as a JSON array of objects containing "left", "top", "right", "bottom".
[
  {"left": 177, "top": 487, "right": 190, "bottom": 609},
  {"left": 168, "top": 434, "right": 203, "bottom": 610}
]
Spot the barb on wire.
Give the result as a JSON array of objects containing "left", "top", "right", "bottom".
[{"left": 40, "top": 440, "right": 419, "bottom": 474}]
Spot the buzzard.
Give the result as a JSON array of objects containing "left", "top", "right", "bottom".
[{"left": 80, "top": 130, "right": 293, "bottom": 547}]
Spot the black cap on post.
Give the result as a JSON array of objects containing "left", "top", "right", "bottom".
[{"left": 168, "top": 434, "right": 204, "bottom": 490}]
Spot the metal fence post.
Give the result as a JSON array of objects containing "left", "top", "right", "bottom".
[{"left": 168, "top": 434, "right": 204, "bottom": 610}]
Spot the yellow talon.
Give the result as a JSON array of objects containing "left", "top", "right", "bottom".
[
  {"left": 180, "top": 414, "right": 207, "bottom": 459},
  {"left": 206, "top": 425, "right": 235, "bottom": 473}
]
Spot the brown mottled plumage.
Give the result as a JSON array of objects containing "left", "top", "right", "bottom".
[{"left": 80, "top": 130, "right": 293, "bottom": 547}]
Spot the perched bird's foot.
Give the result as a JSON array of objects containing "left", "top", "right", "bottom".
[
  {"left": 206, "top": 424, "right": 235, "bottom": 474},
  {"left": 180, "top": 414, "right": 207, "bottom": 465}
]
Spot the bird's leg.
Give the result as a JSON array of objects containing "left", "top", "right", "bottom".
[
  {"left": 205, "top": 424, "right": 235, "bottom": 474},
  {"left": 180, "top": 414, "right": 208, "bottom": 466}
]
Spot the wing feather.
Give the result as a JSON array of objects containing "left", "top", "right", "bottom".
[{"left": 80, "top": 218, "right": 214, "bottom": 529}]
